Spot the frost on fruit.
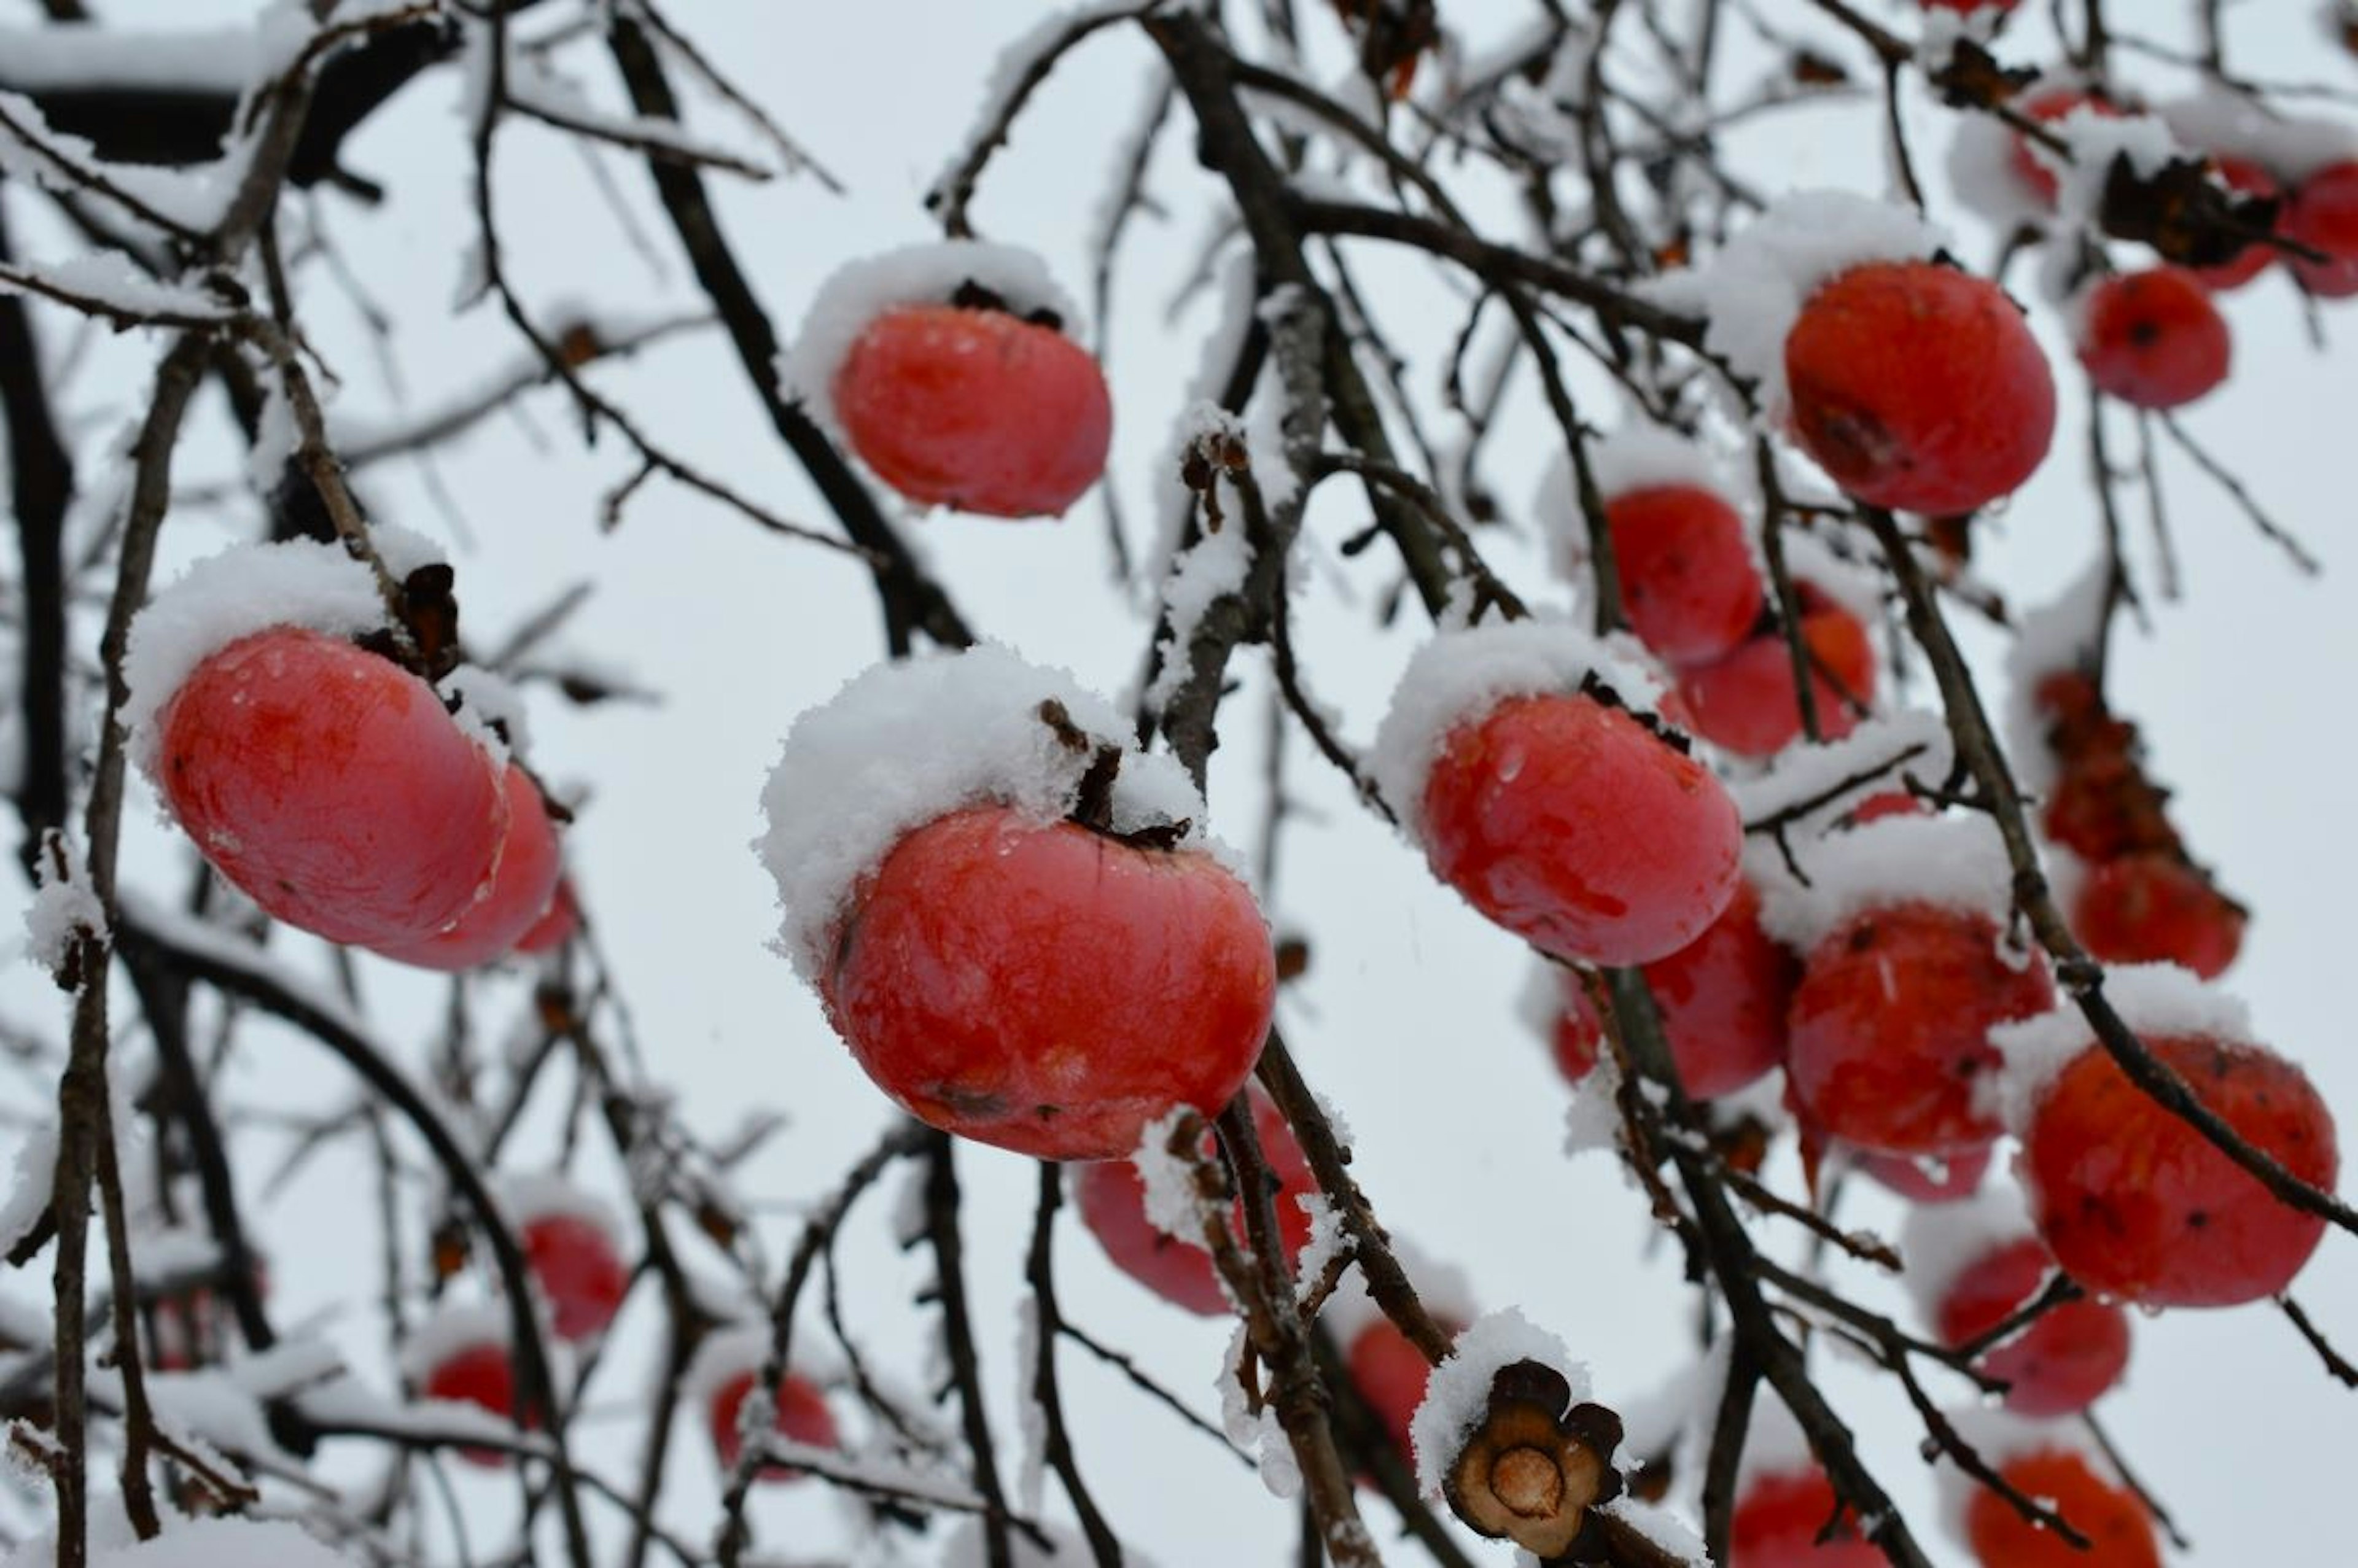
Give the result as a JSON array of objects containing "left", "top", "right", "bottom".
[{"left": 1756, "top": 811, "right": 2014, "bottom": 951}]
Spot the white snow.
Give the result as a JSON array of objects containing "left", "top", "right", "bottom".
[
  {"left": 1755, "top": 812, "right": 2016, "bottom": 950},
  {"left": 26, "top": 830, "right": 105, "bottom": 980},
  {"left": 76, "top": 1518, "right": 355, "bottom": 1568},
  {"left": 2047, "top": 112, "right": 2187, "bottom": 235},
  {"left": 436, "top": 665, "right": 521, "bottom": 770},
  {"left": 0, "top": 29, "right": 258, "bottom": 95},
  {"left": 1216, "top": 1324, "right": 1302, "bottom": 1500},
  {"left": 2003, "top": 561, "right": 2111, "bottom": 794},
  {"left": 1132, "top": 1106, "right": 1215, "bottom": 1246},
  {"left": 1644, "top": 191, "right": 1947, "bottom": 415},
  {"left": 1563, "top": 1047, "right": 1627, "bottom": 1161},
  {"left": 0, "top": 250, "right": 230, "bottom": 326},
  {"left": 1897, "top": 1181, "right": 2037, "bottom": 1318},
  {"left": 1144, "top": 466, "right": 1257, "bottom": 712},
  {"left": 776, "top": 239, "right": 1083, "bottom": 437},
  {"left": 1596, "top": 1497, "right": 1710, "bottom": 1567},
  {"left": 1988, "top": 963, "right": 2255, "bottom": 1133},
  {"left": 492, "top": 1171, "right": 618, "bottom": 1240},
  {"left": 0, "top": 1120, "right": 58, "bottom": 1262},
  {"left": 1730, "top": 708, "right": 1954, "bottom": 838},
  {"left": 394, "top": 1298, "right": 512, "bottom": 1386},
  {"left": 120, "top": 538, "right": 396, "bottom": 779},
  {"left": 1368, "top": 616, "right": 1671, "bottom": 834},
  {"left": 1408, "top": 1306, "right": 1589, "bottom": 1496},
  {"left": 755, "top": 643, "right": 1219, "bottom": 980},
  {"left": 2160, "top": 89, "right": 2358, "bottom": 184}
]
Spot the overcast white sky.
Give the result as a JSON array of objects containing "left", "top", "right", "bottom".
[{"left": 2, "top": 2, "right": 2356, "bottom": 1564}]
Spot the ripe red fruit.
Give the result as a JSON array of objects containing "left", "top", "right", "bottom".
[
  {"left": 1788, "top": 905, "right": 2054, "bottom": 1155},
  {"left": 1073, "top": 1089, "right": 1317, "bottom": 1316},
  {"left": 1676, "top": 588, "right": 1877, "bottom": 759},
  {"left": 1729, "top": 1468, "right": 1882, "bottom": 1567},
  {"left": 833, "top": 303, "right": 1112, "bottom": 518},
  {"left": 2072, "top": 853, "right": 2246, "bottom": 979},
  {"left": 2077, "top": 268, "right": 2232, "bottom": 409},
  {"left": 373, "top": 764, "right": 564, "bottom": 970},
  {"left": 2041, "top": 753, "right": 2174, "bottom": 863},
  {"left": 2020, "top": 1033, "right": 2336, "bottom": 1306},
  {"left": 1600, "top": 485, "right": 1764, "bottom": 665},
  {"left": 1418, "top": 692, "right": 1743, "bottom": 966},
  {"left": 1549, "top": 880, "right": 1796, "bottom": 1100},
  {"left": 821, "top": 804, "right": 1275, "bottom": 1160},
  {"left": 1345, "top": 1318, "right": 1441, "bottom": 1469},
  {"left": 2006, "top": 90, "right": 2124, "bottom": 204},
  {"left": 157, "top": 627, "right": 507, "bottom": 947},
  {"left": 521, "top": 1213, "right": 630, "bottom": 1342},
  {"left": 2191, "top": 157, "right": 2281, "bottom": 290},
  {"left": 1850, "top": 1143, "right": 1993, "bottom": 1204},
  {"left": 2287, "top": 161, "right": 2358, "bottom": 298},
  {"left": 422, "top": 1340, "right": 534, "bottom": 1467},
  {"left": 1963, "top": 1448, "right": 2159, "bottom": 1568},
  {"left": 1932, "top": 1236, "right": 2130, "bottom": 1416},
  {"left": 1785, "top": 260, "right": 2056, "bottom": 515},
  {"left": 513, "top": 878, "right": 578, "bottom": 955},
  {"left": 710, "top": 1368, "right": 841, "bottom": 1480}
]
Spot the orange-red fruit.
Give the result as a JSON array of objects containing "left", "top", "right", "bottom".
[
  {"left": 422, "top": 1341, "right": 534, "bottom": 1467},
  {"left": 1676, "top": 588, "right": 1877, "bottom": 759},
  {"left": 1964, "top": 1448, "right": 2160, "bottom": 1568},
  {"left": 1346, "top": 1318, "right": 1441, "bottom": 1470},
  {"left": 157, "top": 627, "right": 507, "bottom": 947},
  {"left": 833, "top": 303, "right": 1112, "bottom": 518},
  {"left": 1730, "top": 1468, "right": 1882, "bottom": 1567},
  {"left": 1788, "top": 906, "right": 2054, "bottom": 1155},
  {"left": 514, "top": 878, "right": 579, "bottom": 955},
  {"left": 1851, "top": 1143, "right": 1993, "bottom": 1204},
  {"left": 1072, "top": 1089, "right": 1317, "bottom": 1316},
  {"left": 710, "top": 1369, "right": 840, "bottom": 1480},
  {"left": 2072, "top": 853, "right": 2245, "bottom": 979},
  {"left": 2077, "top": 268, "right": 2232, "bottom": 410},
  {"left": 1419, "top": 692, "right": 1743, "bottom": 966},
  {"left": 1785, "top": 261, "right": 2056, "bottom": 516},
  {"left": 1601, "top": 485, "right": 1765, "bottom": 665},
  {"left": 373, "top": 764, "right": 564, "bottom": 970},
  {"left": 1549, "top": 880, "right": 1797, "bottom": 1100},
  {"left": 821, "top": 805, "right": 1275, "bottom": 1161},
  {"left": 2007, "top": 90, "right": 2125, "bottom": 204},
  {"left": 2192, "top": 158, "right": 2281, "bottom": 291},
  {"left": 1934, "top": 1237, "right": 2130, "bottom": 1416},
  {"left": 521, "top": 1213, "right": 629, "bottom": 1342},
  {"left": 2287, "top": 161, "right": 2358, "bottom": 298},
  {"left": 2020, "top": 1033, "right": 2336, "bottom": 1306}
]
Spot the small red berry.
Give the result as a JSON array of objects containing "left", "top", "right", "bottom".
[
  {"left": 1729, "top": 1467, "right": 1883, "bottom": 1567},
  {"left": 1964, "top": 1448, "right": 2159, "bottom": 1568},
  {"left": 2006, "top": 90, "right": 2125, "bottom": 205},
  {"left": 422, "top": 1340, "right": 534, "bottom": 1467},
  {"left": 373, "top": 764, "right": 564, "bottom": 971},
  {"left": 1788, "top": 905, "right": 2053, "bottom": 1155},
  {"left": 2190, "top": 157, "right": 2281, "bottom": 291},
  {"left": 710, "top": 1368, "right": 841, "bottom": 1480},
  {"left": 2020, "top": 1033, "right": 2336, "bottom": 1306},
  {"left": 1676, "top": 587, "right": 1877, "bottom": 759},
  {"left": 521, "top": 1213, "right": 630, "bottom": 1342},
  {"left": 1072, "top": 1089, "right": 1318, "bottom": 1316},
  {"left": 2072, "top": 853, "right": 2245, "bottom": 979},
  {"left": 1418, "top": 692, "right": 1743, "bottom": 966},
  {"left": 157, "top": 627, "right": 508, "bottom": 947},
  {"left": 1785, "top": 261, "right": 2056, "bottom": 515},
  {"left": 2077, "top": 268, "right": 2232, "bottom": 410},
  {"left": 1932, "top": 1236, "right": 2131, "bottom": 1416},
  {"left": 834, "top": 304, "right": 1112, "bottom": 518},
  {"left": 2286, "top": 161, "right": 2358, "bottom": 298},
  {"left": 822, "top": 805, "right": 1275, "bottom": 1160},
  {"left": 1601, "top": 484, "right": 1764, "bottom": 665},
  {"left": 1850, "top": 1143, "right": 1993, "bottom": 1204}
]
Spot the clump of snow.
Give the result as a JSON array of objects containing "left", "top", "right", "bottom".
[
  {"left": 1780, "top": 524, "right": 1885, "bottom": 627},
  {"left": 81, "top": 1517, "right": 356, "bottom": 1568},
  {"left": 0, "top": 1121, "right": 59, "bottom": 1261},
  {"left": 1563, "top": 1047, "right": 1627, "bottom": 1162},
  {"left": 1898, "top": 1181, "right": 2036, "bottom": 1318},
  {"left": 1369, "top": 618, "right": 1670, "bottom": 833},
  {"left": 1988, "top": 963, "right": 2254, "bottom": 1133},
  {"left": 0, "top": 250, "right": 230, "bottom": 325},
  {"left": 755, "top": 645, "right": 1218, "bottom": 980},
  {"left": 396, "top": 1300, "right": 512, "bottom": 1387},
  {"left": 26, "top": 829, "right": 104, "bottom": 981},
  {"left": 1930, "top": 1405, "right": 2110, "bottom": 1543},
  {"left": 1218, "top": 1324, "right": 1302, "bottom": 1500},
  {"left": 1646, "top": 192, "right": 1946, "bottom": 414},
  {"left": 2160, "top": 89, "right": 2358, "bottom": 184},
  {"left": 1144, "top": 465, "right": 1257, "bottom": 711},
  {"left": 1756, "top": 812, "right": 2015, "bottom": 950},
  {"left": 776, "top": 239, "right": 1082, "bottom": 437},
  {"left": 1409, "top": 1308, "right": 1589, "bottom": 1496},
  {"left": 1945, "top": 111, "right": 2050, "bottom": 230},
  {"left": 1132, "top": 1106, "right": 1214, "bottom": 1246},
  {"left": 1596, "top": 1498, "right": 1710, "bottom": 1567},
  {"left": 120, "top": 539, "right": 394, "bottom": 778},
  {"left": 493, "top": 1171, "right": 618, "bottom": 1240},
  {"left": 1730, "top": 709, "right": 1953, "bottom": 836},
  {"left": 438, "top": 666, "right": 524, "bottom": 769},
  {"left": 679, "top": 1319, "right": 846, "bottom": 1415}
]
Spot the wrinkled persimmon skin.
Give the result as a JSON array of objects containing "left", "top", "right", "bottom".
[
  {"left": 2288, "top": 162, "right": 2358, "bottom": 298},
  {"left": 2023, "top": 1034, "right": 2336, "bottom": 1307},
  {"left": 1788, "top": 905, "right": 2054, "bottom": 1155},
  {"left": 521, "top": 1213, "right": 629, "bottom": 1342},
  {"left": 1729, "top": 1469, "right": 1883, "bottom": 1567},
  {"left": 1420, "top": 693, "right": 1742, "bottom": 966},
  {"left": 2072, "top": 853, "right": 2245, "bottom": 979},
  {"left": 1550, "top": 880, "right": 1796, "bottom": 1100},
  {"left": 2192, "top": 158, "right": 2281, "bottom": 290},
  {"left": 2077, "top": 268, "right": 2232, "bottom": 410},
  {"left": 709, "top": 1370, "right": 839, "bottom": 1480},
  {"left": 1784, "top": 262, "right": 2057, "bottom": 516},
  {"left": 1073, "top": 1089, "right": 1316, "bottom": 1316},
  {"left": 373, "top": 764, "right": 564, "bottom": 971},
  {"left": 823, "top": 806, "right": 1275, "bottom": 1161},
  {"left": 1346, "top": 1318, "right": 1443, "bottom": 1470},
  {"left": 423, "top": 1342, "right": 533, "bottom": 1467},
  {"left": 1964, "top": 1451, "right": 2160, "bottom": 1568},
  {"left": 158, "top": 628, "right": 507, "bottom": 947},
  {"left": 1603, "top": 485, "right": 1765, "bottom": 665},
  {"left": 833, "top": 304, "right": 1113, "bottom": 519},
  {"left": 1677, "top": 594, "right": 1877, "bottom": 759},
  {"left": 1850, "top": 1142, "right": 1993, "bottom": 1204},
  {"left": 1935, "top": 1236, "right": 2130, "bottom": 1417}
]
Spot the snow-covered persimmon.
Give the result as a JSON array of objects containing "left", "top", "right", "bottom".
[
  {"left": 2072, "top": 853, "right": 2245, "bottom": 979},
  {"left": 1784, "top": 261, "right": 2056, "bottom": 515},
  {"left": 1729, "top": 1467, "right": 1881, "bottom": 1567},
  {"left": 2005, "top": 90, "right": 2125, "bottom": 205},
  {"left": 2077, "top": 268, "right": 2232, "bottom": 410},
  {"left": 1345, "top": 1316, "right": 1441, "bottom": 1470},
  {"left": 155, "top": 627, "right": 508, "bottom": 947},
  {"left": 833, "top": 303, "right": 1112, "bottom": 518},
  {"left": 373, "top": 763, "right": 564, "bottom": 971},
  {"left": 2287, "top": 161, "right": 2358, "bottom": 298},
  {"left": 709, "top": 1368, "right": 841, "bottom": 1480},
  {"left": 2191, "top": 157, "right": 2282, "bottom": 291},
  {"left": 1676, "top": 586, "right": 1877, "bottom": 759},
  {"left": 1600, "top": 484, "right": 1764, "bottom": 665},
  {"left": 520, "top": 1211, "right": 629, "bottom": 1343},
  {"left": 1963, "top": 1447, "right": 2159, "bottom": 1568},
  {"left": 419, "top": 1339, "right": 532, "bottom": 1468}
]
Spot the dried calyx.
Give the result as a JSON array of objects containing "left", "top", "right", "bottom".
[{"left": 1442, "top": 1359, "right": 1625, "bottom": 1559}]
